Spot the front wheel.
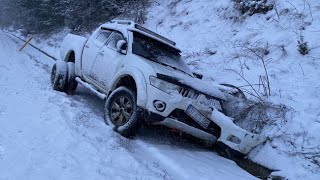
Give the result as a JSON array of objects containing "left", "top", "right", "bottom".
[
  {"left": 104, "top": 87, "right": 140, "bottom": 137},
  {"left": 51, "top": 60, "right": 67, "bottom": 91}
]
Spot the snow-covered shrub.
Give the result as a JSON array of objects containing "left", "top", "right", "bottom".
[
  {"left": 229, "top": 40, "right": 272, "bottom": 97},
  {"left": 297, "top": 35, "right": 309, "bottom": 55},
  {"left": 233, "top": 0, "right": 274, "bottom": 16},
  {"left": 233, "top": 101, "right": 291, "bottom": 134}
]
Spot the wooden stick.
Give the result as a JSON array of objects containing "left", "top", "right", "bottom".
[
  {"left": 19, "top": 36, "right": 33, "bottom": 51},
  {"left": 6, "top": 32, "right": 57, "bottom": 60}
]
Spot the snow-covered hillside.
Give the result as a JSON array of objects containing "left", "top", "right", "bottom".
[
  {"left": 0, "top": 31, "right": 257, "bottom": 179},
  {"left": 145, "top": 0, "right": 320, "bottom": 179}
]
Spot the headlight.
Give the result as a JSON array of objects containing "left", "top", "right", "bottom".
[{"left": 149, "top": 76, "right": 180, "bottom": 94}]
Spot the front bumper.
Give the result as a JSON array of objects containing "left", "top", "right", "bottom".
[
  {"left": 145, "top": 84, "right": 267, "bottom": 154},
  {"left": 211, "top": 108, "right": 267, "bottom": 154}
]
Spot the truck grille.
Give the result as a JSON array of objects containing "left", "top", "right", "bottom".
[{"left": 179, "top": 88, "right": 199, "bottom": 100}]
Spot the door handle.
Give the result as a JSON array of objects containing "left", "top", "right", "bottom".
[
  {"left": 99, "top": 50, "right": 104, "bottom": 55},
  {"left": 85, "top": 44, "right": 90, "bottom": 48}
]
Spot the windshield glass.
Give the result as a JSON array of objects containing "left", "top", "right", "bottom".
[{"left": 132, "top": 32, "right": 192, "bottom": 75}]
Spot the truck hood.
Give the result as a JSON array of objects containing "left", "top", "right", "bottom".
[{"left": 144, "top": 59, "right": 227, "bottom": 101}]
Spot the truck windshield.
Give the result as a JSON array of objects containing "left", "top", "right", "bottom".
[{"left": 132, "top": 32, "right": 192, "bottom": 75}]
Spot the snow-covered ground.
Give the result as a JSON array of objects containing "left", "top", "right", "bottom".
[
  {"left": 145, "top": 0, "right": 320, "bottom": 179},
  {"left": 0, "top": 31, "right": 256, "bottom": 179},
  {"left": 2, "top": 0, "right": 320, "bottom": 179}
]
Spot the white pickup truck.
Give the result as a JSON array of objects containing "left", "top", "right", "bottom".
[{"left": 51, "top": 20, "right": 266, "bottom": 155}]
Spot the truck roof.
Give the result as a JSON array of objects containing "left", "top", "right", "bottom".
[{"left": 101, "top": 20, "right": 181, "bottom": 52}]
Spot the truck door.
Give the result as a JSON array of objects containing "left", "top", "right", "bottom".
[
  {"left": 91, "top": 31, "right": 126, "bottom": 90},
  {"left": 81, "top": 29, "right": 112, "bottom": 81}
]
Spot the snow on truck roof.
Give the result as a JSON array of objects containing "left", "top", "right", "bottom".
[{"left": 101, "top": 20, "right": 181, "bottom": 52}]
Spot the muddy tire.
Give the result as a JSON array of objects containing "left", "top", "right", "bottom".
[
  {"left": 51, "top": 60, "right": 68, "bottom": 91},
  {"left": 104, "top": 87, "right": 140, "bottom": 138},
  {"left": 64, "top": 62, "right": 78, "bottom": 95}
]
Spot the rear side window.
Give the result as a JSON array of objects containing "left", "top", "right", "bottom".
[
  {"left": 107, "top": 32, "right": 124, "bottom": 50},
  {"left": 96, "top": 30, "right": 112, "bottom": 44}
]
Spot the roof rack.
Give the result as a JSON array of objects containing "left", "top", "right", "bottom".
[{"left": 109, "top": 19, "right": 177, "bottom": 47}]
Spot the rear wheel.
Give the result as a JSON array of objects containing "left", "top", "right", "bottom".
[
  {"left": 104, "top": 87, "right": 140, "bottom": 137},
  {"left": 64, "top": 62, "right": 78, "bottom": 95},
  {"left": 51, "top": 60, "right": 67, "bottom": 91}
]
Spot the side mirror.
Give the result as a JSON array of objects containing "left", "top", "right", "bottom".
[{"left": 116, "top": 40, "right": 127, "bottom": 55}]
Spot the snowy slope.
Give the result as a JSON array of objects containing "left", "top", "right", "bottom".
[
  {"left": 0, "top": 31, "right": 256, "bottom": 179},
  {"left": 145, "top": 0, "right": 320, "bottom": 179}
]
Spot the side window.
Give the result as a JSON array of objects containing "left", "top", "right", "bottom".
[
  {"left": 95, "top": 30, "right": 112, "bottom": 45},
  {"left": 107, "top": 32, "right": 125, "bottom": 50}
]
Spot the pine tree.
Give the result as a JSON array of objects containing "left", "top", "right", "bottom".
[{"left": 0, "top": 0, "right": 149, "bottom": 34}]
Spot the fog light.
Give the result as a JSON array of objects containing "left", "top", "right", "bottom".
[
  {"left": 153, "top": 100, "right": 166, "bottom": 112},
  {"left": 227, "top": 135, "right": 241, "bottom": 144}
]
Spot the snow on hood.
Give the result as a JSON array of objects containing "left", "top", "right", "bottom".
[{"left": 148, "top": 61, "right": 227, "bottom": 100}]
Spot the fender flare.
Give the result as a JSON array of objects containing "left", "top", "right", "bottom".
[
  {"left": 110, "top": 67, "right": 148, "bottom": 108},
  {"left": 60, "top": 34, "right": 87, "bottom": 75}
]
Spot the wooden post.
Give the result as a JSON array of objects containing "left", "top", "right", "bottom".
[{"left": 19, "top": 36, "right": 33, "bottom": 51}]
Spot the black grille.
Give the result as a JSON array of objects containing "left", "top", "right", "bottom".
[{"left": 179, "top": 88, "right": 199, "bottom": 100}]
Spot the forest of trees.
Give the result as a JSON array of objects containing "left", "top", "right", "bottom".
[{"left": 0, "top": 0, "right": 148, "bottom": 35}]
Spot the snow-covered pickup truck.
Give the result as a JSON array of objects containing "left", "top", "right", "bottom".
[{"left": 51, "top": 20, "right": 266, "bottom": 155}]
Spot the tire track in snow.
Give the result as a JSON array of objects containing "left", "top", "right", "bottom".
[
  {"left": 0, "top": 145, "right": 4, "bottom": 159},
  {"left": 0, "top": 32, "right": 166, "bottom": 179},
  {"left": 2, "top": 32, "right": 177, "bottom": 178}
]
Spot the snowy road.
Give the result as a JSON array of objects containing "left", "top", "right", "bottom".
[{"left": 0, "top": 31, "right": 256, "bottom": 180}]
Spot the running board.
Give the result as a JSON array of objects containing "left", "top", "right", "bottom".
[
  {"left": 154, "top": 118, "right": 217, "bottom": 144},
  {"left": 75, "top": 77, "right": 107, "bottom": 100}
]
